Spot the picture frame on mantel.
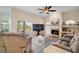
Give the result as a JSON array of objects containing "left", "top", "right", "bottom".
[{"left": 51, "top": 19, "right": 59, "bottom": 26}]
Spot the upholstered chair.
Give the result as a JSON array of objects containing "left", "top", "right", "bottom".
[
  {"left": 70, "top": 32, "right": 79, "bottom": 53},
  {"left": 32, "top": 31, "right": 46, "bottom": 52},
  {"left": 39, "top": 31, "right": 45, "bottom": 36},
  {"left": 33, "top": 31, "right": 38, "bottom": 36}
]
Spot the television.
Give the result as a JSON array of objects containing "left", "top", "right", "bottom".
[{"left": 33, "top": 24, "right": 44, "bottom": 31}]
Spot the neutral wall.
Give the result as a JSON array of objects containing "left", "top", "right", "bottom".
[
  {"left": 62, "top": 10, "right": 79, "bottom": 32},
  {"left": 43, "top": 16, "right": 50, "bottom": 24},
  {"left": 11, "top": 8, "right": 44, "bottom": 32},
  {"left": 62, "top": 10, "right": 79, "bottom": 22}
]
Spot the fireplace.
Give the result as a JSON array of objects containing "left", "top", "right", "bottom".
[{"left": 51, "top": 30, "right": 59, "bottom": 35}]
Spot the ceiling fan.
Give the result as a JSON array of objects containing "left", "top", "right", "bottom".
[{"left": 38, "top": 6, "right": 56, "bottom": 14}]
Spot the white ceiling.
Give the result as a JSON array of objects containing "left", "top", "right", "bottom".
[
  {"left": 0, "top": 6, "right": 79, "bottom": 17},
  {"left": 14, "top": 6, "right": 79, "bottom": 17}
]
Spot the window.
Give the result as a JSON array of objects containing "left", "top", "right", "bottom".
[
  {"left": 0, "top": 15, "right": 10, "bottom": 33},
  {"left": 25, "top": 22, "right": 32, "bottom": 32},
  {"left": 17, "top": 21, "right": 32, "bottom": 32}
]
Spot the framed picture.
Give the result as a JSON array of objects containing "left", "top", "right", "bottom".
[{"left": 51, "top": 19, "right": 59, "bottom": 26}]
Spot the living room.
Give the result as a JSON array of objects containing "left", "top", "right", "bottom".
[{"left": 0, "top": 6, "right": 79, "bottom": 53}]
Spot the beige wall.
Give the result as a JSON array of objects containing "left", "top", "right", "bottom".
[
  {"left": 11, "top": 8, "right": 44, "bottom": 32},
  {"left": 62, "top": 10, "right": 79, "bottom": 22},
  {"left": 43, "top": 16, "right": 50, "bottom": 24},
  {"left": 62, "top": 10, "right": 79, "bottom": 32}
]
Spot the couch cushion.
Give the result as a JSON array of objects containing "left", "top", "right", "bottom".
[
  {"left": 60, "top": 34, "right": 73, "bottom": 43},
  {"left": 60, "top": 41, "right": 69, "bottom": 46}
]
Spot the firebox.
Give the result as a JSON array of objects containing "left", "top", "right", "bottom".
[{"left": 51, "top": 30, "right": 59, "bottom": 35}]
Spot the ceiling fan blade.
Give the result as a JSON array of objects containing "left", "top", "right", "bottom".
[
  {"left": 38, "top": 9, "right": 43, "bottom": 10},
  {"left": 45, "top": 7, "right": 48, "bottom": 10},
  {"left": 49, "top": 10, "right": 56, "bottom": 12},
  {"left": 48, "top": 6, "right": 52, "bottom": 9},
  {"left": 39, "top": 12, "right": 43, "bottom": 14}
]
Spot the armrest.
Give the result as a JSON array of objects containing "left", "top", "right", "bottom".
[
  {"left": 20, "top": 47, "right": 26, "bottom": 48},
  {"left": 53, "top": 43, "right": 72, "bottom": 52}
]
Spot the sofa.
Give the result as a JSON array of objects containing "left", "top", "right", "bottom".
[
  {"left": 53, "top": 33, "right": 79, "bottom": 53},
  {"left": 0, "top": 33, "right": 31, "bottom": 53}
]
